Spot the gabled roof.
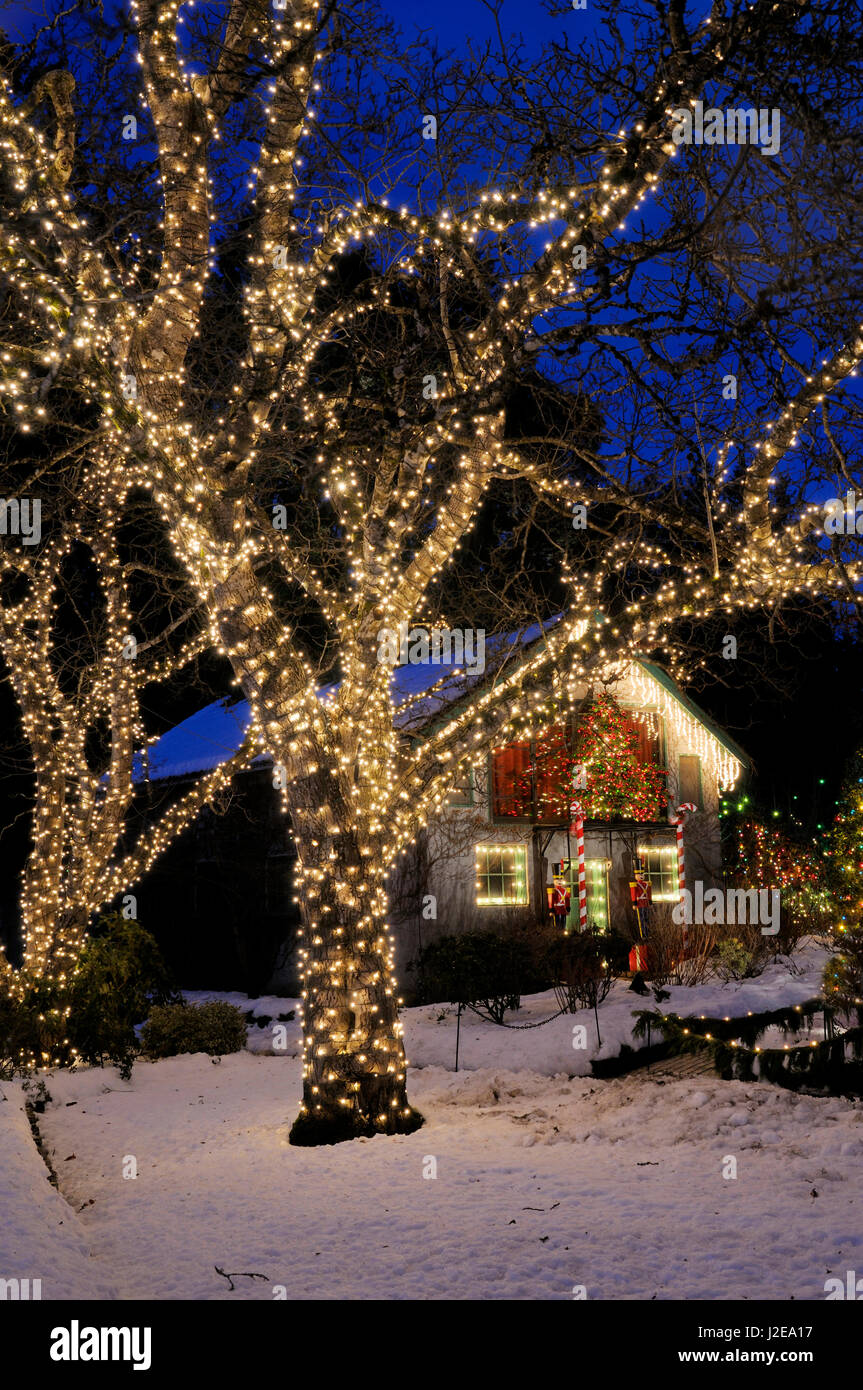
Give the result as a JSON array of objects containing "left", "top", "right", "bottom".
[{"left": 136, "top": 623, "right": 748, "bottom": 785}]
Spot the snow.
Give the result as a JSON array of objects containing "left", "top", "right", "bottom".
[
  {"left": 133, "top": 631, "right": 551, "bottom": 782},
  {"left": 405, "top": 939, "right": 828, "bottom": 1075},
  {"left": 27, "top": 1053, "right": 863, "bottom": 1301},
  {"left": 132, "top": 697, "right": 256, "bottom": 781},
  {"left": 3, "top": 938, "right": 851, "bottom": 1301},
  {"left": 138, "top": 618, "right": 748, "bottom": 783},
  {"left": 0, "top": 1084, "right": 116, "bottom": 1299}
]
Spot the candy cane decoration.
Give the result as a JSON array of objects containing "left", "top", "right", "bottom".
[
  {"left": 672, "top": 803, "right": 697, "bottom": 950},
  {"left": 569, "top": 800, "right": 588, "bottom": 931}
]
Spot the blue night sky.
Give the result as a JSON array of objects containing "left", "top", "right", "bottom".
[{"left": 0, "top": 0, "right": 599, "bottom": 45}]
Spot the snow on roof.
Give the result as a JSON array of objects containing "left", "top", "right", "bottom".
[
  {"left": 136, "top": 622, "right": 554, "bottom": 783},
  {"left": 136, "top": 618, "right": 746, "bottom": 786},
  {"left": 133, "top": 697, "right": 256, "bottom": 782}
]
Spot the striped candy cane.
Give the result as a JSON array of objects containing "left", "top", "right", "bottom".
[
  {"left": 672, "top": 803, "right": 697, "bottom": 951},
  {"left": 569, "top": 800, "right": 588, "bottom": 931}
]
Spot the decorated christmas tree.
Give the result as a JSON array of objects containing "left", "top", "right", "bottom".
[
  {"left": 576, "top": 694, "right": 667, "bottom": 821},
  {"left": 823, "top": 749, "right": 863, "bottom": 921},
  {"left": 516, "top": 693, "right": 667, "bottom": 821},
  {"left": 822, "top": 750, "right": 863, "bottom": 1018}
]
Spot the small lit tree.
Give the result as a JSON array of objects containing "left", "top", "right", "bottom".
[
  {"left": 575, "top": 694, "right": 667, "bottom": 822},
  {"left": 822, "top": 751, "right": 863, "bottom": 1020}
]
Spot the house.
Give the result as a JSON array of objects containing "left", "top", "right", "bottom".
[
  {"left": 392, "top": 655, "right": 748, "bottom": 985},
  {"left": 130, "top": 627, "right": 748, "bottom": 995}
]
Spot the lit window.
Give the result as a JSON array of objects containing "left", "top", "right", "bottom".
[
  {"left": 476, "top": 844, "right": 528, "bottom": 906},
  {"left": 636, "top": 844, "right": 679, "bottom": 901},
  {"left": 556, "top": 859, "right": 610, "bottom": 931}
]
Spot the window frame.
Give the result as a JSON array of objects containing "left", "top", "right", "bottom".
[
  {"left": 635, "top": 843, "right": 680, "bottom": 902},
  {"left": 475, "top": 843, "right": 530, "bottom": 907}
]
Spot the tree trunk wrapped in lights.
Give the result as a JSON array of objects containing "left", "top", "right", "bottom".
[
  {"left": 3, "top": 0, "right": 863, "bottom": 1136},
  {"left": 289, "top": 769, "right": 420, "bottom": 1142}
]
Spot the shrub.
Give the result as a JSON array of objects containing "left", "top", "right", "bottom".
[
  {"left": 645, "top": 903, "right": 716, "bottom": 986},
  {"left": 823, "top": 921, "right": 863, "bottom": 1025},
  {"left": 715, "top": 937, "right": 756, "bottom": 982},
  {"left": 539, "top": 927, "right": 614, "bottom": 1014},
  {"left": 0, "top": 976, "right": 67, "bottom": 1079},
  {"left": 712, "top": 915, "right": 774, "bottom": 978},
  {"left": 67, "top": 913, "right": 178, "bottom": 1077},
  {"left": 0, "top": 913, "right": 176, "bottom": 1080},
  {"left": 413, "top": 930, "right": 532, "bottom": 1024},
  {"left": 140, "top": 1000, "right": 248, "bottom": 1059}
]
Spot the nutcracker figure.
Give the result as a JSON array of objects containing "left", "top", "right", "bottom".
[{"left": 548, "top": 873, "right": 571, "bottom": 929}]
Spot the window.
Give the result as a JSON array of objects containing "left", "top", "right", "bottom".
[
  {"left": 678, "top": 754, "right": 702, "bottom": 807},
  {"left": 491, "top": 725, "right": 573, "bottom": 821},
  {"left": 636, "top": 844, "right": 679, "bottom": 902},
  {"left": 623, "top": 709, "right": 663, "bottom": 771},
  {"left": 558, "top": 858, "right": 610, "bottom": 932},
  {"left": 476, "top": 844, "right": 529, "bottom": 906}
]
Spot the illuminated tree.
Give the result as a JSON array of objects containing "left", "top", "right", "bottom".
[
  {"left": 823, "top": 750, "right": 863, "bottom": 922},
  {"left": 575, "top": 695, "right": 666, "bottom": 821},
  {"left": 0, "top": 494, "right": 253, "bottom": 1063},
  {"left": 2, "top": 0, "right": 863, "bottom": 1141}
]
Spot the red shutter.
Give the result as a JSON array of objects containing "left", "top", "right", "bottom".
[
  {"left": 621, "top": 711, "right": 659, "bottom": 768},
  {"left": 535, "top": 724, "right": 572, "bottom": 821},
  {"left": 622, "top": 711, "right": 664, "bottom": 818},
  {"left": 492, "top": 742, "right": 532, "bottom": 817}
]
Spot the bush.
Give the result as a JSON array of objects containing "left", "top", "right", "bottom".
[
  {"left": 140, "top": 1000, "right": 248, "bottom": 1059},
  {"left": 644, "top": 903, "right": 716, "bottom": 986},
  {"left": 539, "top": 927, "right": 614, "bottom": 1014},
  {"left": 67, "top": 914, "right": 178, "bottom": 1077},
  {"left": 0, "top": 913, "right": 176, "bottom": 1080},
  {"left": 715, "top": 937, "right": 757, "bottom": 982},
  {"left": 0, "top": 977, "right": 67, "bottom": 1079},
  {"left": 413, "top": 930, "right": 533, "bottom": 1024},
  {"left": 823, "top": 921, "right": 863, "bottom": 1024}
]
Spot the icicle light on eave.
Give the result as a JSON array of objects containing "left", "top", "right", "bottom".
[{"left": 626, "top": 663, "right": 743, "bottom": 792}]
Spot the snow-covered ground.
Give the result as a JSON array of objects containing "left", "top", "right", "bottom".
[
  {"left": 4, "top": 937, "right": 859, "bottom": 1302},
  {"left": 404, "top": 940, "right": 829, "bottom": 1074},
  {"left": 12, "top": 1055, "right": 863, "bottom": 1301},
  {"left": 190, "top": 939, "right": 830, "bottom": 1073},
  {"left": 0, "top": 1089, "right": 116, "bottom": 1299}
]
